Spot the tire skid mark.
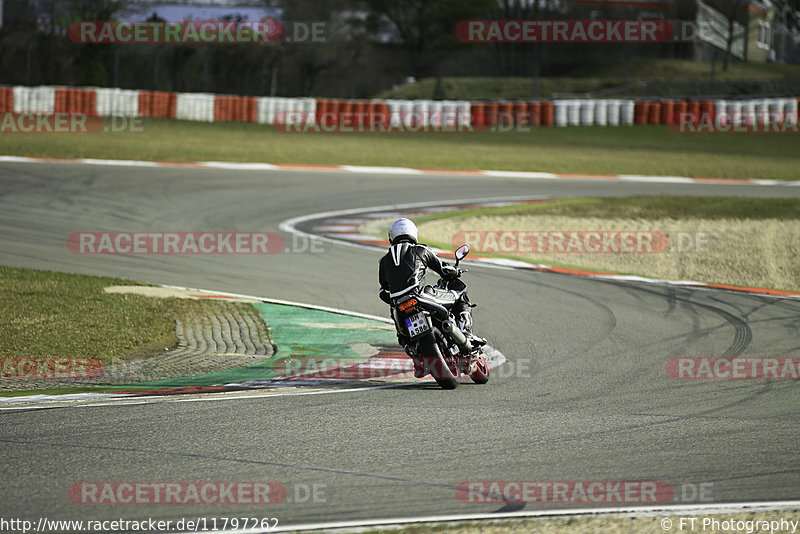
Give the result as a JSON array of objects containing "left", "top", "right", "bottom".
[
  {"left": 598, "top": 280, "right": 752, "bottom": 359},
  {"left": 0, "top": 437, "right": 524, "bottom": 508},
  {"left": 515, "top": 276, "right": 618, "bottom": 379}
]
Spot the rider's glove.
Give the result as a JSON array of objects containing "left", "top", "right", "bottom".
[
  {"left": 379, "top": 289, "right": 391, "bottom": 304},
  {"left": 441, "top": 265, "right": 459, "bottom": 279}
]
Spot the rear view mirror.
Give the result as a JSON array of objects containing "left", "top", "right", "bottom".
[{"left": 455, "top": 244, "right": 469, "bottom": 261}]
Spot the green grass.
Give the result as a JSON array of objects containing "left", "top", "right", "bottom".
[
  {"left": 1, "top": 119, "right": 798, "bottom": 180},
  {"left": 378, "top": 59, "right": 800, "bottom": 99},
  {"left": 0, "top": 386, "right": 122, "bottom": 396},
  {"left": 379, "top": 196, "right": 800, "bottom": 280},
  {"left": 410, "top": 196, "right": 800, "bottom": 225},
  {"left": 0, "top": 265, "right": 206, "bottom": 365}
]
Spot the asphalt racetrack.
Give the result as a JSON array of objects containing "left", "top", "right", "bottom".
[{"left": 1, "top": 161, "right": 799, "bottom": 529}]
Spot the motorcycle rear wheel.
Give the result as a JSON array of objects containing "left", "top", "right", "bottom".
[{"left": 419, "top": 335, "right": 458, "bottom": 389}]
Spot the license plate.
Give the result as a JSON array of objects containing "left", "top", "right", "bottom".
[{"left": 405, "top": 312, "right": 431, "bottom": 338}]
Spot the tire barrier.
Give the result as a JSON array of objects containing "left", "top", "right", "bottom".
[
  {"left": 635, "top": 100, "right": 649, "bottom": 125},
  {"left": 0, "top": 87, "right": 14, "bottom": 113},
  {"left": 553, "top": 100, "right": 569, "bottom": 127},
  {"left": 674, "top": 100, "right": 688, "bottom": 123},
  {"left": 95, "top": 88, "right": 139, "bottom": 117},
  {"left": 499, "top": 101, "right": 513, "bottom": 126},
  {"left": 214, "top": 95, "right": 257, "bottom": 123},
  {"left": 647, "top": 101, "right": 661, "bottom": 124},
  {"left": 528, "top": 102, "right": 542, "bottom": 126},
  {"left": 485, "top": 102, "right": 499, "bottom": 126},
  {"left": 541, "top": 101, "right": 555, "bottom": 126},
  {"left": 55, "top": 88, "right": 97, "bottom": 115},
  {"left": 513, "top": 101, "right": 527, "bottom": 126},
  {"left": 699, "top": 100, "right": 715, "bottom": 123},
  {"left": 256, "top": 96, "right": 316, "bottom": 125},
  {"left": 175, "top": 93, "right": 214, "bottom": 122},
  {"left": 661, "top": 100, "right": 675, "bottom": 125},
  {"left": 2, "top": 85, "right": 798, "bottom": 130},
  {"left": 727, "top": 101, "right": 743, "bottom": 126},
  {"left": 308, "top": 99, "right": 471, "bottom": 131},
  {"left": 607, "top": 100, "right": 621, "bottom": 126},
  {"left": 580, "top": 100, "right": 595, "bottom": 126},
  {"left": 567, "top": 100, "right": 581, "bottom": 126},
  {"left": 594, "top": 99, "right": 607, "bottom": 126},
  {"left": 687, "top": 100, "right": 701, "bottom": 126},
  {"left": 13, "top": 86, "right": 55, "bottom": 113},
  {"left": 138, "top": 91, "right": 177, "bottom": 119},
  {"left": 621, "top": 100, "right": 636, "bottom": 125}
]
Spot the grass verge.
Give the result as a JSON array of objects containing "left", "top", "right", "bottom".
[
  {"left": 409, "top": 196, "right": 800, "bottom": 224},
  {"left": 0, "top": 119, "right": 798, "bottom": 180},
  {"left": 0, "top": 265, "right": 207, "bottom": 365},
  {"left": 377, "top": 60, "right": 800, "bottom": 99},
  {"left": 362, "top": 196, "right": 800, "bottom": 292}
]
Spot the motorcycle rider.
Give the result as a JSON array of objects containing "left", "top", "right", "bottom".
[{"left": 378, "top": 218, "right": 485, "bottom": 374}]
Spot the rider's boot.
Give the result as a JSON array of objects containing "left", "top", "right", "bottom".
[
  {"left": 458, "top": 311, "right": 486, "bottom": 348},
  {"left": 406, "top": 348, "right": 426, "bottom": 378},
  {"left": 410, "top": 356, "right": 426, "bottom": 378},
  {"left": 399, "top": 334, "right": 426, "bottom": 378}
]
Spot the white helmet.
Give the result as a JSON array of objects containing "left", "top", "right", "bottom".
[{"left": 388, "top": 218, "right": 418, "bottom": 244}]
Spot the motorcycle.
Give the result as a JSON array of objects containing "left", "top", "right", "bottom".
[{"left": 391, "top": 244, "right": 490, "bottom": 389}]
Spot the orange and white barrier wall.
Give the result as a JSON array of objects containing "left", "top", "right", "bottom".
[{"left": 1, "top": 85, "right": 797, "bottom": 129}]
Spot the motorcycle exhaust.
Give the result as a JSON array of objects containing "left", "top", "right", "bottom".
[{"left": 441, "top": 319, "right": 472, "bottom": 355}]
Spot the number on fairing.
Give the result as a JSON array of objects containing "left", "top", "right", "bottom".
[{"left": 405, "top": 312, "right": 431, "bottom": 338}]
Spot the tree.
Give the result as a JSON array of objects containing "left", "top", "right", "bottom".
[
  {"left": 772, "top": 0, "right": 800, "bottom": 30},
  {"left": 362, "top": 0, "right": 495, "bottom": 80},
  {"left": 267, "top": 0, "right": 356, "bottom": 96},
  {"left": 701, "top": 0, "right": 748, "bottom": 70}
]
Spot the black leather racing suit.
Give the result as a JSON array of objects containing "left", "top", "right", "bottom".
[{"left": 378, "top": 238, "right": 473, "bottom": 345}]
